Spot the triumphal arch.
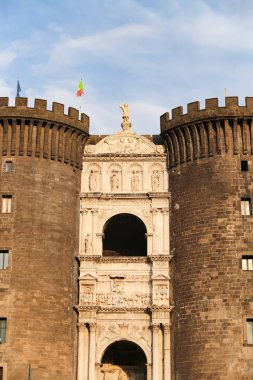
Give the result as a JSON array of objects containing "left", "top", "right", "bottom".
[{"left": 77, "top": 106, "right": 172, "bottom": 380}]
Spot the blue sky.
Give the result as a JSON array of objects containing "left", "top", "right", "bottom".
[{"left": 1, "top": 0, "right": 253, "bottom": 134}]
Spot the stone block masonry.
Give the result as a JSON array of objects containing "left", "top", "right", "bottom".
[{"left": 0, "top": 98, "right": 89, "bottom": 380}]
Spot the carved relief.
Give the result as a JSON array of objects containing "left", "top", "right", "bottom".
[
  {"left": 151, "top": 170, "right": 161, "bottom": 191},
  {"left": 84, "top": 132, "right": 162, "bottom": 155},
  {"left": 153, "top": 285, "right": 169, "bottom": 306},
  {"left": 101, "top": 364, "right": 129, "bottom": 380},
  {"left": 110, "top": 170, "right": 121, "bottom": 191},
  {"left": 88, "top": 164, "right": 102, "bottom": 192},
  {"left": 97, "top": 323, "right": 151, "bottom": 352},
  {"left": 84, "top": 234, "right": 92, "bottom": 255},
  {"left": 80, "top": 281, "right": 150, "bottom": 308},
  {"left": 81, "top": 285, "right": 95, "bottom": 305},
  {"left": 111, "top": 278, "right": 124, "bottom": 293},
  {"left": 131, "top": 171, "right": 141, "bottom": 192}
]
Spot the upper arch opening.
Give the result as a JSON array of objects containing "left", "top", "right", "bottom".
[{"left": 103, "top": 213, "right": 147, "bottom": 257}]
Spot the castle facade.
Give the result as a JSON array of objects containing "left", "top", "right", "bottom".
[{"left": 0, "top": 96, "right": 252, "bottom": 380}]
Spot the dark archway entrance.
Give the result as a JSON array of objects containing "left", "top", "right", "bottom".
[
  {"left": 101, "top": 340, "right": 147, "bottom": 380},
  {"left": 103, "top": 213, "right": 147, "bottom": 257}
]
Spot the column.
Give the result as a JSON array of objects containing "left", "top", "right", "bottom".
[
  {"left": 83, "top": 325, "right": 89, "bottom": 380},
  {"left": 91, "top": 209, "right": 98, "bottom": 255},
  {"left": 88, "top": 323, "right": 96, "bottom": 380},
  {"left": 163, "top": 324, "right": 171, "bottom": 380},
  {"left": 77, "top": 323, "right": 86, "bottom": 380},
  {"left": 162, "top": 208, "right": 169, "bottom": 255},
  {"left": 152, "top": 323, "right": 160, "bottom": 380},
  {"left": 80, "top": 209, "right": 88, "bottom": 253},
  {"left": 151, "top": 209, "right": 159, "bottom": 254},
  {"left": 96, "top": 233, "right": 103, "bottom": 256},
  {"left": 145, "top": 233, "right": 152, "bottom": 257}
]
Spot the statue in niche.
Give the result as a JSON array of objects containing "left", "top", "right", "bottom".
[
  {"left": 131, "top": 171, "right": 141, "bottom": 192},
  {"left": 89, "top": 170, "right": 98, "bottom": 191},
  {"left": 151, "top": 170, "right": 161, "bottom": 191},
  {"left": 110, "top": 170, "right": 120, "bottom": 191},
  {"left": 84, "top": 234, "right": 92, "bottom": 255}
]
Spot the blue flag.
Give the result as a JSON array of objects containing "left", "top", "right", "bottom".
[
  {"left": 17, "top": 80, "right": 21, "bottom": 97},
  {"left": 28, "top": 364, "right": 32, "bottom": 380}
]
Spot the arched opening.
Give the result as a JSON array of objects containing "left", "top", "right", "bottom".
[
  {"left": 103, "top": 213, "right": 147, "bottom": 256},
  {"left": 101, "top": 340, "right": 147, "bottom": 380}
]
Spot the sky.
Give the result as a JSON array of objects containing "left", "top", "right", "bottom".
[{"left": 1, "top": 0, "right": 253, "bottom": 135}]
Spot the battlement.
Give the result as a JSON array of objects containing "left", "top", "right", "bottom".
[
  {"left": 0, "top": 97, "right": 89, "bottom": 133},
  {"left": 160, "top": 96, "right": 253, "bottom": 168},
  {"left": 0, "top": 97, "right": 89, "bottom": 169},
  {"left": 160, "top": 97, "right": 253, "bottom": 132}
]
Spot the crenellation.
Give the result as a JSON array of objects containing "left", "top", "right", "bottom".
[
  {"left": 52, "top": 101, "right": 64, "bottom": 114},
  {"left": 0, "top": 99, "right": 89, "bottom": 168},
  {"left": 225, "top": 96, "right": 239, "bottom": 107},
  {"left": 15, "top": 96, "right": 28, "bottom": 107},
  {"left": 187, "top": 101, "right": 200, "bottom": 113},
  {"left": 34, "top": 98, "right": 47, "bottom": 110},
  {"left": 68, "top": 106, "right": 79, "bottom": 120},
  {"left": 0, "top": 97, "right": 9, "bottom": 107},
  {"left": 161, "top": 97, "right": 253, "bottom": 134},
  {"left": 171, "top": 106, "right": 183, "bottom": 118},
  {"left": 0, "top": 97, "right": 89, "bottom": 133},
  {"left": 205, "top": 97, "right": 219, "bottom": 110}
]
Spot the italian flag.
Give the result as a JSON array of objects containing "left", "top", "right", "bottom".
[{"left": 76, "top": 80, "right": 84, "bottom": 96}]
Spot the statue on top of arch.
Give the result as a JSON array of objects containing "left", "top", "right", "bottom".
[{"left": 119, "top": 103, "right": 131, "bottom": 131}]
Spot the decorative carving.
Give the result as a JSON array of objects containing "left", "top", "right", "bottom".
[
  {"left": 153, "top": 285, "right": 169, "bottom": 306},
  {"left": 151, "top": 170, "right": 161, "bottom": 191},
  {"left": 131, "top": 171, "right": 141, "bottom": 192},
  {"left": 101, "top": 364, "right": 129, "bottom": 380},
  {"left": 111, "top": 278, "right": 124, "bottom": 293},
  {"left": 97, "top": 323, "right": 151, "bottom": 352},
  {"left": 80, "top": 285, "right": 95, "bottom": 305},
  {"left": 80, "top": 289, "right": 150, "bottom": 308},
  {"left": 84, "top": 132, "right": 162, "bottom": 155},
  {"left": 151, "top": 323, "right": 160, "bottom": 333},
  {"left": 110, "top": 170, "right": 121, "bottom": 191},
  {"left": 119, "top": 103, "right": 131, "bottom": 131},
  {"left": 84, "top": 234, "right": 92, "bottom": 255},
  {"left": 89, "top": 170, "right": 98, "bottom": 191},
  {"left": 152, "top": 311, "right": 171, "bottom": 320}
]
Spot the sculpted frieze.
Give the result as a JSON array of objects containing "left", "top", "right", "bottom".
[
  {"left": 80, "top": 290, "right": 150, "bottom": 308},
  {"left": 84, "top": 130, "right": 165, "bottom": 156}
]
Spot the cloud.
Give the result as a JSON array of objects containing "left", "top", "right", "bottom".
[
  {"left": 0, "top": 48, "right": 17, "bottom": 69},
  {"left": 0, "top": 78, "right": 13, "bottom": 98}
]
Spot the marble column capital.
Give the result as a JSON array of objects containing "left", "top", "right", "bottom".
[
  {"left": 89, "top": 322, "right": 96, "bottom": 332},
  {"left": 163, "top": 323, "right": 171, "bottom": 333},
  {"left": 151, "top": 323, "right": 160, "bottom": 333}
]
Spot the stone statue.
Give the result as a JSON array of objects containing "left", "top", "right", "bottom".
[
  {"left": 110, "top": 171, "right": 120, "bottom": 191},
  {"left": 89, "top": 170, "right": 98, "bottom": 191},
  {"left": 119, "top": 103, "right": 131, "bottom": 131},
  {"left": 131, "top": 171, "right": 140, "bottom": 192},
  {"left": 151, "top": 170, "right": 160, "bottom": 191}
]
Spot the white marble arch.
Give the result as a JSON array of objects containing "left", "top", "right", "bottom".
[
  {"left": 99, "top": 210, "right": 151, "bottom": 236},
  {"left": 96, "top": 337, "right": 151, "bottom": 365}
]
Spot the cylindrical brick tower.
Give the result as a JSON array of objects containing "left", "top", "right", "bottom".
[
  {"left": 0, "top": 97, "right": 89, "bottom": 380},
  {"left": 161, "top": 97, "right": 253, "bottom": 379}
]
